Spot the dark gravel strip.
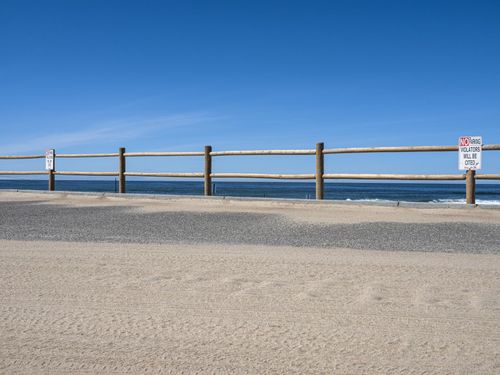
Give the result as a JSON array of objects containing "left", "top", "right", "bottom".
[{"left": 0, "top": 201, "right": 499, "bottom": 253}]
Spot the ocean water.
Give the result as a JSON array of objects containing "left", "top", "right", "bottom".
[{"left": 1, "top": 179, "right": 500, "bottom": 204}]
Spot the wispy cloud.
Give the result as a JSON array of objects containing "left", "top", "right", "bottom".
[{"left": 0, "top": 113, "right": 220, "bottom": 154}]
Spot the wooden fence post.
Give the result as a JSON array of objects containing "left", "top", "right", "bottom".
[
  {"left": 204, "top": 145, "right": 212, "bottom": 196},
  {"left": 316, "top": 142, "right": 324, "bottom": 199},
  {"left": 119, "top": 147, "right": 126, "bottom": 193},
  {"left": 466, "top": 169, "right": 476, "bottom": 204},
  {"left": 48, "top": 150, "right": 56, "bottom": 191}
]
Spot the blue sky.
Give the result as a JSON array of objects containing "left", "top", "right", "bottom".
[{"left": 1, "top": 0, "right": 499, "bottom": 177}]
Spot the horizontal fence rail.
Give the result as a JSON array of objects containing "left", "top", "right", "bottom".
[
  {"left": 210, "top": 149, "right": 316, "bottom": 156},
  {"left": 323, "top": 144, "right": 500, "bottom": 154},
  {"left": 0, "top": 171, "right": 47, "bottom": 175},
  {"left": 1, "top": 143, "right": 499, "bottom": 204},
  {"left": 0, "top": 155, "right": 45, "bottom": 159},
  {"left": 211, "top": 173, "right": 316, "bottom": 179},
  {"left": 476, "top": 174, "right": 500, "bottom": 180},
  {"left": 124, "top": 151, "right": 205, "bottom": 157},
  {"left": 57, "top": 153, "right": 119, "bottom": 158},
  {"left": 54, "top": 171, "right": 119, "bottom": 176},
  {"left": 125, "top": 172, "right": 204, "bottom": 178},
  {"left": 322, "top": 174, "right": 467, "bottom": 180}
]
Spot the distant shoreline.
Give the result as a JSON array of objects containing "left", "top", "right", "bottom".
[
  {"left": 0, "top": 179, "right": 500, "bottom": 206},
  {"left": 2, "top": 188, "right": 500, "bottom": 210}
]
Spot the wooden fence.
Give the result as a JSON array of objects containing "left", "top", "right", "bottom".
[{"left": 1, "top": 143, "right": 500, "bottom": 204}]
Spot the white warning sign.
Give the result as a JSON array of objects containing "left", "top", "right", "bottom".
[
  {"left": 458, "top": 136, "right": 482, "bottom": 170},
  {"left": 45, "top": 149, "right": 54, "bottom": 171}
]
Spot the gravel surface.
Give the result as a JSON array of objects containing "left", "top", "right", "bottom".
[{"left": 0, "top": 200, "right": 499, "bottom": 253}]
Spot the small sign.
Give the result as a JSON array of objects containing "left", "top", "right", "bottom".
[
  {"left": 45, "top": 149, "right": 54, "bottom": 171},
  {"left": 458, "top": 136, "right": 482, "bottom": 170}
]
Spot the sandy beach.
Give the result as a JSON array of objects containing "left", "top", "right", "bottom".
[{"left": 0, "top": 191, "right": 499, "bottom": 374}]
